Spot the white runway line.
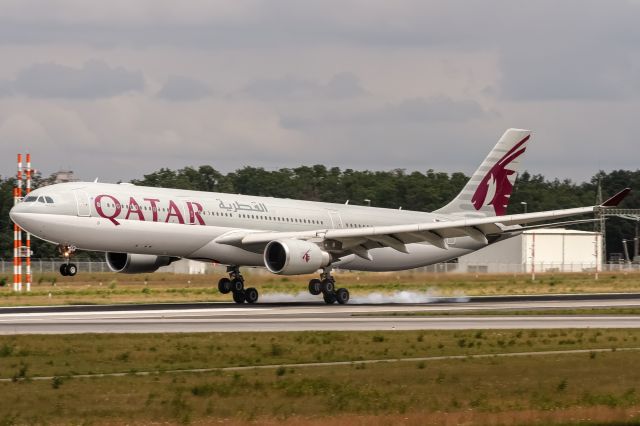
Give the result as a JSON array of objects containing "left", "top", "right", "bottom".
[{"left": 2, "top": 347, "right": 638, "bottom": 383}]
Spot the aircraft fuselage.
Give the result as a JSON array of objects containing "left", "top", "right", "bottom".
[{"left": 10, "top": 182, "right": 484, "bottom": 271}]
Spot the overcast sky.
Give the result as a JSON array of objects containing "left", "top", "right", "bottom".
[{"left": 0, "top": 0, "right": 639, "bottom": 184}]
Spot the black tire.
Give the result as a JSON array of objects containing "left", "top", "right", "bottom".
[
  {"left": 244, "top": 287, "right": 259, "bottom": 304},
  {"left": 218, "top": 277, "right": 232, "bottom": 294},
  {"left": 67, "top": 263, "right": 78, "bottom": 277},
  {"left": 321, "top": 278, "right": 335, "bottom": 294},
  {"left": 308, "top": 279, "right": 322, "bottom": 295},
  {"left": 232, "top": 290, "right": 245, "bottom": 304},
  {"left": 335, "top": 288, "right": 350, "bottom": 304},
  {"left": 231, "top": 278, "right": 244, "bottom": 292},
  {"left": 59, "top": 264, "right": 68, "bottom": 276},
  {"left": 323, "top": 291, "right": 336, "bottom": 304}
]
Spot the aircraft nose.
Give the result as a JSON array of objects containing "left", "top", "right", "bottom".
[
  {"left": 9, "top": 202, "right": 32, "bottom": 227},
  {"left": 9, "top": 206, "right": 43, "bottom": 235},
  {"left": 9, "top": 204, "right": 24, "bottom": 225}
]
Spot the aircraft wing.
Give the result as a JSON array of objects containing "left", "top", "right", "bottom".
[{"left": 215, "top": 188, "right": 630, "bottom": 256}]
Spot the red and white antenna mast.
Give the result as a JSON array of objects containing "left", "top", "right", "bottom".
[
  {"left": 25, "top": 153, "right": 32, "bottom": 292},
  {"left": 13, "top": 153, "right": 32, "bottom": 292}
]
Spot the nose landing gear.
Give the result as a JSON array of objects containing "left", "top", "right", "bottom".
[{"left": 58, "top": 245, "right": 78, "bottom": 277}]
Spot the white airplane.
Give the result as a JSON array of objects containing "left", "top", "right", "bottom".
[{"left": 9, "top": 129, "right": 629, "bottom": 304}]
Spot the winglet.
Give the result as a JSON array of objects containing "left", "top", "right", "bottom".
[{"left": 601, "top": 188, "right": 631, "bottom": 207}]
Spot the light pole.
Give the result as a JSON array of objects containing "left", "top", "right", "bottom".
[{"left": 520, "top": 201, "right": 528, "bottom": 214}]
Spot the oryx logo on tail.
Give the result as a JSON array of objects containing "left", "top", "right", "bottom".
[{"left": 471, "top": 135, "right": 529, "bottom": 216}]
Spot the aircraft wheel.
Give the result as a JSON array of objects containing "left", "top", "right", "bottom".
[
  {"left": 218, "top": 277, "right": 232, "bottom": 294},
  {"left": 67, "top": 263, "right": 78, "bottom": 277},
  {"left": 321, "top": 278, "right": 335, "bottom": 294},
  {"left": 335, "top": 288, "right": 350, "bottom": 305},
  {"left": 244, "top": 287, "right": 259, "bottom": 304},
  {"left": 59, "top": 264, "right": 69, "bottom": 276},
  {"left": 308, "top": 279, "right": 322, "bottom": 295},
  {"left": 232, "top": 290, "right": 245, "bottom": 304},
  {"left": 231, "top": 278, "right": 244, "bottom": 292},
  {"left": 323, "top": 291, "right": 336, "bottom": 304}
]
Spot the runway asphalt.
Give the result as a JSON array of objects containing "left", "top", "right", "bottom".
[{"left": 1, "top": 293, "right": 640, "bottom": 334}]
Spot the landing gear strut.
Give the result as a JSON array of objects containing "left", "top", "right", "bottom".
[
  {"left": 218, "top": 266, "right": 259, "bottom": 304},
  {"left": 58, "top": 245, "right": 77, "bottom": 277},
  {"left": 309, "top": 267, "right": 350, "bottom": 304}
]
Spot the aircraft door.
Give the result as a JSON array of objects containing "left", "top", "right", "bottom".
[
  {"left": 327, "top": 210, "right": 343, "bottom": 229},
  {"left": 73, "top": 190, "right": 91, "bottom": 217}
]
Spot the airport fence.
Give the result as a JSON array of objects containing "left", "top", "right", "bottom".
[
  {"left": 0, "top": 259, "right": 639, "bottom": 276},
  {"left": 431, "top": 262, "right": 640, "bottom": 274},
  {"left": 0, "top": 259, "right": 110, "bottom": 274}
]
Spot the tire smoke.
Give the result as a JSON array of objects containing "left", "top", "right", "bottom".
[{"left": 259, "top": 290, "right": 469, "bottom": 304}]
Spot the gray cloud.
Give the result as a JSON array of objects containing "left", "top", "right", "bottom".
[
  {"left": 498, "top": 48, "right": 640, "bottom": 101},
  {"left": 7, "top": 60, "right": 144, "bottom": 99},
  {"left": 241, "top": 75, "right": 317, "bottom": 100},
  {"left": 324, "top": 73, "right": 366, "bottom": 99},
  {"left": 239, "top": 72, "right": 365, "bottom": 101},
  {"left": 157, "top": 75, "right": 212, "bottom": 101},
  {"left": 1, "top": 2, "right": 640, "bottom": 105},
  {"left": 0, "top": 79, "right": 12, "bottom": 96},
  {"left": 3, "top": 1, "right": 638, "bottom": 104},
  {"left": 281, "top": 96, "right": 488, "bottom": 129},
  {"left": 0, "top": 1, "right": 638, "bottom": 183},
  {"left": 489, "top": 2, "right": 640, "bottom": 101}
]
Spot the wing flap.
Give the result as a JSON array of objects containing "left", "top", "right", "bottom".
[
  {"left": 229, "top": 205, "right": 597, "bottom": 250},
  {"left": 215, "top": 189, "right": 632, "bottom": 252}
]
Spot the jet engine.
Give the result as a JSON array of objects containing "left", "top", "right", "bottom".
[
  {"left": 264, "top": 239, "right": 331, "bottom": 275},
  {"left": 106, "top": 252, "right": 176, "bottom": 274}
]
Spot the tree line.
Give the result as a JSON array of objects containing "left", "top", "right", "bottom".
[{"left": 1, "top": 165, "right": 638, "bottom": 261}]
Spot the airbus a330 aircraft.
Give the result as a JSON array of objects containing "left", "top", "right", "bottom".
[{"left": 9, "top": 129, "right": 629, "bottom": 304}]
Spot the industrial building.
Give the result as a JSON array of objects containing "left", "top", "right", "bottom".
[{"left": 458, "top": 228, "right": 602, "bottom": 273}]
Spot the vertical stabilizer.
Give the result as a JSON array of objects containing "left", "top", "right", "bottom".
[{"left": 435, "top": 128, "right": 531, "bottom": 217}]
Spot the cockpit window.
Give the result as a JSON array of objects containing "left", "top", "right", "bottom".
[
  {"left": 37, "top": 196, "right": 46, "bottom": 203},
  {"left": 45, "top": 196, "right": 54, "bottom": 203},
  {"left": 23, "top": 196, "right": 37, "bottom": 202}
]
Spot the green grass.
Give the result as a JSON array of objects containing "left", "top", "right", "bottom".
[
  {"left": 1, "top": 329, "right": 640, "bottom": 379},
  {"left": 1, "top": 331, "right": 640, "bottom": 424}
]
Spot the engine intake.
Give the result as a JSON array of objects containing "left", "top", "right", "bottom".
[
  {"left": 264, "top": 239, "right": 331, "bottom": 275},
  {"left": 106, "top": 252, "right": 176, "bottom": 274}
]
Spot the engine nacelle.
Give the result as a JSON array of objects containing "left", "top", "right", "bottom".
[
  {"left": 264, "top": 239, "right": 331, "bottom": 275},
  {"left": 106, "top": 252, "right": 175, "bottom": 274}
]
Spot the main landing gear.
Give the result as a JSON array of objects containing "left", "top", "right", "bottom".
[
  {"left": 217, "top": 266, "right": 259, "bottom": 304},
  {"left": 58, "top": 245, "right": 78, "bottom": 277},
  {"left": 308, "top": 267, "right": 350, "bottom": 305}
]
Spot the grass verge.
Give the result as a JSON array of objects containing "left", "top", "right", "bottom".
[
  {"left": 2, "top": 329, "right": 640, "bottom": 378},
  {"left": 1, "top": 330, "right": 640, "bottom": 424}
]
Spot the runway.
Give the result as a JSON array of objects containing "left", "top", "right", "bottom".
[{"left": 1, "top": 293, "right": 640, "bottom": 334}]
